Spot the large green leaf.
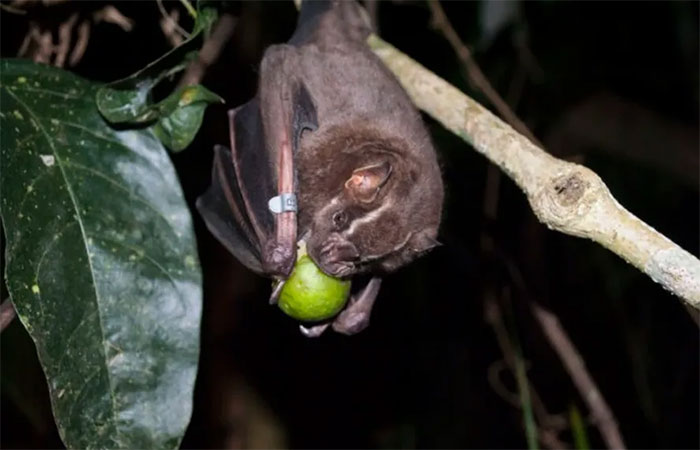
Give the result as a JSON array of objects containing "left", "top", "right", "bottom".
[{"left": 0, "top": 59, "right": 202, "bottom": 449}]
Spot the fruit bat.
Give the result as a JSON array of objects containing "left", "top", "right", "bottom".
[{"left": 196, "top": 0, "right": 444, "bottom": 337}]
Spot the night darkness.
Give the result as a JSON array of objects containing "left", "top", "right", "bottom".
[{"left": 1, "top": 1, "right": 698, "bottom": 449}]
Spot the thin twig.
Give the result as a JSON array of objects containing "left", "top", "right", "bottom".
[
  {"left": 0, "top": 2, "right": 26, "bottom": 14},
  {"left": 487, "top": 360, "right": 521, "bottom": 407},
  {"left": 482, "top": 161, "right": 568, "bottom": 449},
  {"left": 157, "top": 0, "right": 189, "bottom": 42},
  {"left": 484, "top": 293, "right": 570, "bottom": 450},
  {"left": 55, "top": 12, "right": 78, "bottom": 68},
  {"left": 160, "top": 8, "right": 185, "bottom": 47},
  {"left": 427, "top": 0, "right": 543, "bottom": 148},
  {"left": 1, "top": 299, "right": 17, "bottom": 332},
  {"left": 504, "top": 289, "right": 541, "bottom": 450},
  {"left": 93, "top": 5, "right": 134, "bottom": 32},
  {"left": 500, "top": 258, "right": 627, "bottom": 449},
  {"left": 18, "top": 23, "right": 53, "bottom": 64},
  {"left": 531, "top": 302, "right": 627, "bottom": 450},
  {"left": 178, "top": 13, "right": 237, "bottom": 87},
  {"left": 179, "top": 0, "right": 197, "bottom": 19},
  {"left": 69, "top": 19, "right": 90, "bottom": 67}
]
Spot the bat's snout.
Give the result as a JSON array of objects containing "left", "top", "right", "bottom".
[{"left": 308, "top": 233, "right": 360, "bottom": 279}]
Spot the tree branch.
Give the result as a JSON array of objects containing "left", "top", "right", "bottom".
[{"left": 366, "top": 34, "right": 700, "bottom": 310}]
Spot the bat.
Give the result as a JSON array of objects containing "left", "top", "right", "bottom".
[{"left": 196, "top": 0, "right": 444, "bottom": 337}]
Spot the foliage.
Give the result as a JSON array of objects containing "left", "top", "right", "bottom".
[
  {"left": 96, "top": 7, "right": 221, "bottom": 152},
  {"left": 0, "top": 5, "right": 220, "bottom": 448},
  {"left": 0, "top": 58, "right": 202, "bottom": 449}
]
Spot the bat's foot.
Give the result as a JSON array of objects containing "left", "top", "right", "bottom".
[
  {"left": 331, "top": 276, "right": 382, "bottom": 336},
  {"left": 299, "top": 323, "right": 330, "bottom": 338},
  {"left": 299, "top": 277, "right": 382, "bottom": 337},
  {"left": 332, "top": 306, "right": 371, "bottom": 335}
]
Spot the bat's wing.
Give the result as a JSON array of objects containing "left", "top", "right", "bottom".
[
  {"left": 196, "top": 142, "right": 265, "bottom": 274},
  {"left": 197, "top": 45, "right": 317, "bottom": 278}
]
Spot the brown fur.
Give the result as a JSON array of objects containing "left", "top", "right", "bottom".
[{"left": 281, "top": 1, "right": 444, "bottom": 277}]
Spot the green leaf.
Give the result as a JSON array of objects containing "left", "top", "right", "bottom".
[
  {"left": 95, "top": 7, "right": 219, "bottom": 151},
  {"left": 151, "top": 85, "right": 223, "bottom": 152},
  {"left": 569, "top": 403, "right": 591, "bottom": 450},
  {"left": 0, "top": 59, "right": 202, "bottom": 449}
]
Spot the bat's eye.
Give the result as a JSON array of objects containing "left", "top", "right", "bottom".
[{"left": 332, "top": 211, "right": 347, "bottom": 229}]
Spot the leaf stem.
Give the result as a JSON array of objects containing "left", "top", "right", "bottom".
[
  {"left": 506, "top": 299, "right": 539, "bottom": 450},
  {"left": 178, "top": 0, "right": 197, "bottom": 19},
  {"left": 157, "top": 0, "right": 190, "bottom": 39},
  {"left": 569, "top": 404, "right": 591, "bottom": 450}
]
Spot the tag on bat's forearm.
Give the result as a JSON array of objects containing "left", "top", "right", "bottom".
[{"left": 268, "top": 193, "right": 297, "bottom": 214}]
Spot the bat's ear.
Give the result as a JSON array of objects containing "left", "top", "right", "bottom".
[
  {"left": 344, "top": 161, "right": 392, "bottom": 203},
  {"left": 409, "top": 231, "right": 442, "bottom": 254}
]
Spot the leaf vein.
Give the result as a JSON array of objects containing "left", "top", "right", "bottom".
[
  {"left": 4, "top": 87, "right": 122, "bottom": 437},
  {"left": 63, "top": 160, "right": 180, "bottom": 238},
  {"left": 8, "top": 84, "right": 87, "bottom": 101},
  {"left": 93, "top": 235, "right": 186, "bottom": 305},
  {"left": 53, "top": 310, "right": 100, "bottom": 375},
  {"left": 59, "top": 121, "right": 123, "bottom": 146},
  {"left": 65, "top": 366, "right": 107, "bottom": 428}
]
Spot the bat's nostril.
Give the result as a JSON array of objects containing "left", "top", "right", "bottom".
[
  {"left": 319, "top": 242, "right": 335, "bottom": 257},
  {"left": 326, "top": 262, "right": 354, "bottom": 278}
]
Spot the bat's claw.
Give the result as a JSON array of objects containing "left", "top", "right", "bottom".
[
  {"left": 299, "top": 323, "right": 330, "bottom": 338},
  {"left": 269, "top": 280, "right": 285, "bottom": 305},
  {"left": 332, "top": 308, "right": 371, "bottom": 335},
  {"left": 331, "top": 276, "right": 382, "bottom": 335},
  {"left": 264, "top": 242, "right": 296, "bottom": 278}
]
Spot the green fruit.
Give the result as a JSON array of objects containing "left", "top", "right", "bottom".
[{"left": 278, "top": 249, "right": 351, "bottom": 322}]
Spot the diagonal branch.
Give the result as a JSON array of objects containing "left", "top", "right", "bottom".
[
  {"left": 366, "top": 34, "right": 700, "bottom": 310},
  {"left": 504, "top": 256, "right": 627, "bottom": 449},
  {"left": 530, "top": 301, "right": 626, "bottom": 449},
  {"left": 484, "top": 293, "right": 571, "bottom": 449}
]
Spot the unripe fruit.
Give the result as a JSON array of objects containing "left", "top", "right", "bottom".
[{"left": 277, "top": 243, "right": 351, "bottom": 322}]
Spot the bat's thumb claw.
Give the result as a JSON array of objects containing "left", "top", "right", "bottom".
[{"left": 269, "top": 280, "right": 285, "bottom": 305}]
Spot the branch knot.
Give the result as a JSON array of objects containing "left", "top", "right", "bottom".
[{"left": 530, "top": 164, "right": 603, "bottom": 236}]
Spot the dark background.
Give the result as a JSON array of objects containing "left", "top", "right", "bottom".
[{"left": 1, "top": 1, "right": 698, "bottom": 448}]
